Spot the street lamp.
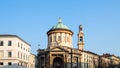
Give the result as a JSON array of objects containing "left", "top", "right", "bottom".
[
  {"left": 76, "top": 57, "right": 78, "bottom": 68},
  {"left": 71, "top": 48, "right": 73, "bottom": 68}
]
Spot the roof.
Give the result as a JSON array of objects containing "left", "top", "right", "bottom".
[
  {"left": 0, "top": 34, "right": 31, "bottom": 46},
  {"left": 47, "top": 18, "right": 72, "bottom": 33},
  {"left": 83, "top": 50, "right": 99, "bottom": 56}
]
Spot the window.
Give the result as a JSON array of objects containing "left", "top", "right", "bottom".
[
  {"left": 18, "top": 52, "right": 19, "bottom": 58},
  {"left": 18, "top": 42, "right": 19, "bottom": 47},
  {"left": 0, "top": 41, "right": 3, "bottom": 46},
  {"left": 63, "top": 36, "right": 65, "bottom": 42},
  {"left": 21, "top": 53, "right": 22, "bottom": 59},
  {"left": 8, "top": 51, "right": 12, "bottom": 57},
  {"left": 58, "top": 36, "right": 61, "bottom": 42},
  {"left": 25, "top": 54, "right": 26, "bottom": 60},
  {"left": 21, "top": 44, "right": 22, "bottom": 49},
  {"left": 50, "top": 37, "right": 52, "bottom": 42},
  {"left": 8, "top": 41, "right": 12, "bottom": 46},
  {"left": 0, "top": 62, "right": 3, "bottom": 65},
  {"left": 23, "top": 53, "right": 25, "bottom": 60},
  {"left": 65, "top": 36, "right": 66, "bottom": 42},
  {"left": 28, "top": 48, "right": 29, "bottom": 52},
  {"left": 28, "top": 56, "right": 29, "bottom": 61},
  {"left": 67, "top": 37, "right": 70, "bottom": 42},
  {"left": 26, "top": 55, "right": 27, "bottom": 61},
  {"left": 80, "top": 36, "right": 83, "bottom": 42},
  {"left": 24, "top": 48, "right": 25, "bottom": 50},
  {"left": 54, "top": 36, "right": 56, "bottom": 42},
  {"left": 8, "top": 62, "right": 12, "bottom": 65},
  {"left": 0, "top": 51, "right": 4, "bottom": 58}
]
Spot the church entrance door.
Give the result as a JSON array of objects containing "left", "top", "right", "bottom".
[{"left": 53, "top": 57, "right": 63, "bottom": 68}]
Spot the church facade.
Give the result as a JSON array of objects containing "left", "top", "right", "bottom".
[
  {"left": 37, "top": 18, "right": 120, "bottom": 68},
  {"left": 37, "top": 18, "right": 83, "bottom": 68}
]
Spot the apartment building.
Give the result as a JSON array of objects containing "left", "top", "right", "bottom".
[{"left": 0, "top": 34, "right": 31, "bottom": 68}]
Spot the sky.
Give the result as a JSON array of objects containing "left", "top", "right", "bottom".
[{"left": 0, "top": 0, "right": 120, "bottom": 56}]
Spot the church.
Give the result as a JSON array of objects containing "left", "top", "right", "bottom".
[
  {"left": 37, "top": 18, "right": 120, "bottom": 68},
  {"left": 37, "top": 18, "right": 83, "bottom": 68}
]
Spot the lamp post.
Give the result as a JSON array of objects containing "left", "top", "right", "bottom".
[
  {"left": 71, "top": 48, "right": 73, "bottom": 68},
  {"left": 110, "top": 58, "right": 112, "bottom": 68},
  {"left": 76, "top": 57, "right": 78, "bottom": 68},
  {"left": 98, "top": 56, "right": 102, "bottom": 68}
]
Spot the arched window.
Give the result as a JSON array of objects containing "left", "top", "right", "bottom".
[
  {"left": 54, "top": 36, "right": 56, "bottom": 42},
  {"left": 63, "top": 36, "right": 65, "bottom": 42},
  {"left": 58, "top": 36, "right": 61, "bottom": 42},
  {"left": 80, "top": 36, "right": 83, "bottom": 42},
  {"left": 67, "top": 37, "right": 70, "bottom": 43},
  {"left": 50, "top": 36, "right": 52, "bottom": 42}
]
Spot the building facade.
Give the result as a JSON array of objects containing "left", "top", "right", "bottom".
[
  {"left": 81, "top": 51, "right": 99, "bottom": 68},
  {"left": 0, "top": 35, "right": 34, "bottom": 68},
  {"left": 101, "top": 53, "right": 120, "bottom": 68},
  {"left": 37, "top": 18, "right": 120, "bottom": 68},
  {"left": 30, "top": 53, "right": 36, "bottom": 68},
  {"left": 37, "top": 18, "right": 82, "bottom": 68}
]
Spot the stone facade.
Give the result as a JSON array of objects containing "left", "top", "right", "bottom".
[
  {"left": 37, "top": 18, "right": 120, "bottom": 68},
  {"left": 37, "top": 46, "right": 81, "bottom": 68}
]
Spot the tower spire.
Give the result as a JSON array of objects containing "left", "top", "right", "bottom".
[
  {"left": 78, "top": 24, "right": 84, "bottom": 50},
  {"left": 79, "top": 24, "right": 83, "bottom": 32},
  {"left": 58, "top": 17, "right": 62, "bottom": 24}
]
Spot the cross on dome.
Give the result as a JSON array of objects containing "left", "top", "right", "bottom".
[{"left": 58, "top": 17, "right": 62, "bottom": 24}]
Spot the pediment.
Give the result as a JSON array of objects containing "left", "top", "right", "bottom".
[
  {"left": 50, "top": 46, "right": 69, "bottom": 52},
  {"left": 52, "top": 48, "right": 61, "bottom": 51}
]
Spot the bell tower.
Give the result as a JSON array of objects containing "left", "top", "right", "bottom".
[{"left": 78, "top": 24, "right": 84, "bottom": 50}]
